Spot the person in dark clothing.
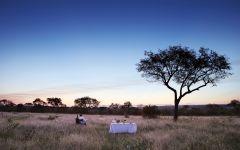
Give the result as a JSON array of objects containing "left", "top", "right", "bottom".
[{"left": 76, "top": 114, "right": 80, "bottom": 124}]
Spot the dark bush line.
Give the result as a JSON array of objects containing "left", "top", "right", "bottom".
[
  {"left": 0, "top": 105, "right": 142, "bottom": 115},
  {"left": 0, "top": 104, "right": 239, "bottom": 116},
  {"left": 142, "top": 105, "right": 158, "bottom": 118}
]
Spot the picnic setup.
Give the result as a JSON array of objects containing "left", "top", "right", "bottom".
[
  {"left": 75, "top": 115, "right": 137, "bottom": 134},
  {"left": 109, "top": 119, "right": 137, "bottom": 134}
]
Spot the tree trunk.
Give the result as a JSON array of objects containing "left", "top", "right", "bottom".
[{"left": 174, "top": 100, "right": 179, "bottom": 121}]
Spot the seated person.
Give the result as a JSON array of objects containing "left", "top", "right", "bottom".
[
  {"left": 78, "top": 114, "right": 87, "bottom": 125},
  {"left": 75, "top": 114, "right": 80, "bottom": 124}
]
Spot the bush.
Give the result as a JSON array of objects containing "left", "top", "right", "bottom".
[
  {"left": 142, "top": 105, "right": 158, "bottom": 118},
  {"left": 48, "top": 115, "right": 59, "bottom": 120}
]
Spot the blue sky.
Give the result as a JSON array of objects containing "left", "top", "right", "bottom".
[{"left": 0, "top": 0, "right": 240, "bottom": 106}]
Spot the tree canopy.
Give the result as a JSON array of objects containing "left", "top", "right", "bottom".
[
  {"left": 0, "top": 99, "right": 15, "bottom": 106},
  {"left": 74, "top": 97, "right": 100, "bottom": 108},
  {"left": 123, "top": 101, "right": 132, "bottom": 108},
  {"left": 47, "top": 97, "right": 65, "bottom": 107},
  {"left": 33, "top": 98, "right": 47, "bottom": 106},
  {"left": 109, "top": 103, "right": 120, "bottom": 110}
]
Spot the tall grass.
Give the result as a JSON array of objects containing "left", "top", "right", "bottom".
[{"left": 0, "top": 113, "right": 239, "bottom": 150}]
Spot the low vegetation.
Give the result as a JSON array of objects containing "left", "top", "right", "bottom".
[
  {"left": 0, "top": 112, "right": 239, "bottom": 150},
  {"left": 1, "top": 99, "right": 240, "bottom": 117},
  {"left": 142, "top": 105, "right": 158, "bottom": 118}
]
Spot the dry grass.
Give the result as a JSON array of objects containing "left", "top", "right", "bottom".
[{"left": 0, "top": 112, "right": 239, "bottom": 150}]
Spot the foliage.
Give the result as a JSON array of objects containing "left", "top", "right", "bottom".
[
  {"left": 123, "top": 101, "right": 132, "bottom": 108},
  {"left": 228, "top": 99, "right": 240, "bottom": 106},
  {"left": 0, "top": 99, "right": 15, "bottom": 106},
  {"left": 0, "top": 98, "right": 239, "bottom": 116},
  {"left": 142, "top": 105, "right": 158, "bottom": 118},
  {"left": 47, "top": 97, "right": 65, "bottom": 107},
  {"left": 33, "top": 98, "right": 47, "bottom": 106},
  {"left": 109, "top": 103, "right": 120, "bottom": 109},
  {"left": 228, "top": 100, "right": 240, "bottom": 115},
  {"left": 122, "top": 101, "right": 132, "bottom": 118},
  {"left": 48, "top": 115, "right": 59, "bottom": 120},
  {"left": 74, "top": 97, "right": 100, "bottom": 108},
  {"left": 24, "top": 103, "right": 33, "bottom": 106}
]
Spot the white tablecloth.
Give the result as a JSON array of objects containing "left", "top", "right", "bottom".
[{"left": 109, "top": 123, "right": 137, "bottom": 133}]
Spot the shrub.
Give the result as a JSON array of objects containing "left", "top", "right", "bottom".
[
  {"left": 47, "top": 115, "right": 59, "bottom": 120},
  {"left": 142, "top": 105, "right": 158, "bottom": 118}
]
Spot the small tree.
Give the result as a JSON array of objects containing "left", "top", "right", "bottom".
[
  {"left": 109, "top": 103, "right": 120, "bottom": 109},
  {"left": 74, "top": 97, "right": 100, "bottom": 108},
  {"left": 0, "top": 99, "right": 15, "bottom": 106},
  {"left": 228, "top": 99, "right": 240, "bottom": 115},
  {"left": 122, "top": 101, "right": 132, "bottom": 118},
  {"left": 229, "top": 99, "right": 240, "bottom": 107},
  {"left": 24, "top": 103, "right": 33, "bottom": 107},
  {"left": 47, "top": 97, "right": 64, "bottom": 107},
  {"left": 142, "top": 105, "right": 158, "bottom": 118},
  {"left": 137, "top": 45, "right": 231, "bottom": 121},
  {"left": 91, "top": 98, "right": 100, "bottom": 108},
  {"left": 123, "top": 101, "right": 132, "bottom": 108},
  {"left": 33, "top": 98, "right": 47, "bottom": 106},
  {"left": 108, "top": 103, "right": 121, "bottom": 114}
]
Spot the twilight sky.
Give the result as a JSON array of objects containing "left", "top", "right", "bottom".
[{"left": 0, "top": 0, "right": 240, "bottom": 106}]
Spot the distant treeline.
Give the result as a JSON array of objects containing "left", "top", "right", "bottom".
[{"left": 0, "top": 97, "right": 240, "bottom": 116}]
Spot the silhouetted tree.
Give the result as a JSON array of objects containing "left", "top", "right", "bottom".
[
  {"left": 33, "top": 98, "right": 47, "bottom": 106},
  {"left": 24, "top": 103, "right": 33, "bottom": 107},
  {"left": 229, "top": 99, "right": 240, "bottom": 107},
  {"left": 16, "top": 103, "right": 24, "bottom": 111},
  {"left": 123, "top": 101, "right": 132, "bottom": 108},
  {"left": 122, "top": 101, "right": 132, "bottom": 118},
  {"left": 90, "top": 98, "right": 100, "bottom": 108},
  {"left": 137, "top": 45, "right": 231, "bottom": 121},
  {"left": 108, "top": 103, "right": 121, "bottom": 115},
  {"left": 47, "top": 97, "right": 64, "bottom": 107},
  {"left": 228, "top": 99, "right": 240, "bottom": 115},
  {"left": 109, "top": 103, "right": 120, "bottom": 109},
  {"left": 74, "top": 97, "right": 100, "bottom": 108},
  {"left": 0, "top": 99, "right": 15, "bottom": 106},
  {"left": 142, "top": 105, "right": 158, "bottom": 118},
  {"left": 74, "top": 98, "right": 86, "bottom": 108},
  {"left": 61, "top": 104, "right": 67, "bottom": 107}
]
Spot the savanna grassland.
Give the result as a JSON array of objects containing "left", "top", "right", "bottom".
[{"left": 0, "top": 112, "right": 240, "bottom": 150}]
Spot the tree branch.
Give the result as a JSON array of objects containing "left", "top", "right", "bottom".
[
  {"left": 180, "top": 72, "right": 193, "bottom": 96},
  {"left": 179, "top": 80, "right": 209, "bottom": 100},
  {"left": 189, "top": 81, "right": 209, "bottom": 93},
  {"left": 186, "top": 69, "right": 212, "bottom": 90},
  {"left": 164, "top": 82, "right": 177, "bottom": 102},
  {"left": 166, "top": 66, "right": 179, "bottom": 84}
]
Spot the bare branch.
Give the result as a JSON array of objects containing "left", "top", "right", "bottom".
[
  {"left": 179, "top": 80, "right": 209, "bottom": 100},
  {"left": 180, "top": 72, "right": 193, "bottom": 96}
]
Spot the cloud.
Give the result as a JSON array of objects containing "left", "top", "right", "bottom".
[{"left": 0, "top": 79, "right": 146, "bottom": 103}]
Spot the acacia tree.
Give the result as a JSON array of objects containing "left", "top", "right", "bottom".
[
  {"left": 47, "top": 97, "right": 65, "bottom": 107},
  {"left": 0, "top": 99, "right": 15, "bottom": 106},
  {"left": 137, "top": 45, "right": 231, "bottom": 121},
  {"left": 33, "top": 98, "right": 47, "bottom": 106},
  {"left": 123, "top": 101, "right": 132, "bottom": 108},
  {"left": 122, "top": 101, "right": 132, "bottom": 118},
  {"left": 109, "top": 103, "right": 120, "bottom": 109},
  {"left": 74, "top": 97, "right": 100, "bottom": 108}
]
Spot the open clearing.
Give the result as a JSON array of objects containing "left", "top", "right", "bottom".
[{"left": 0, "top": 112, "right": 240, "bottom": 150}]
